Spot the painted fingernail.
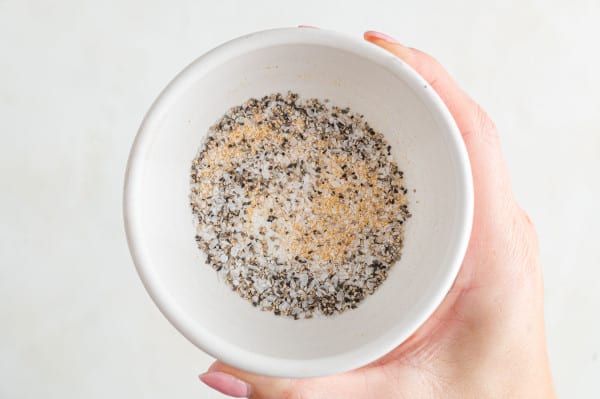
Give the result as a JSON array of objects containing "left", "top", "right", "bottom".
[
  {"left": 298, "top": 25, "right": 319, "bottom": 29},
  {"left": 199, "top": 371, "right": 251, "bottom": 398},
  {"left": 364, "top": 30, "right": 400, "bottom": 44}
]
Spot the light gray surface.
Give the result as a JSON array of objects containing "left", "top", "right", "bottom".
[{"left": 1, "top": 0, "right": 598, "bottom": 398}]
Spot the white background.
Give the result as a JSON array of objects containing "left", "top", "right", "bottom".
[{"left": 1, "top": 0, "right": 598, "bottom": 397}]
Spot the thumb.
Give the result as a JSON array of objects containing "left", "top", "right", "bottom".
[
  {"left": 364, "top": 30, "right": 513, "bottom": 216},
  {"left": 363, "top": 31, "right": 491, "bottom": 147},
  {"left": 363, "top": 31, "right": 524, "bottom": 298}
]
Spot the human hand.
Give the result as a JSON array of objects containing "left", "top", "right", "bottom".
[{"left": 198, "top": 30, "right": 556, "bottom": 399}]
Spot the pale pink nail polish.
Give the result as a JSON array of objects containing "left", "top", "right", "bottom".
[
  {"left": 199, "top": 371, "right": 251, "bottom": 398},
  {"left": 364, "top": 30, "right": 400, "bottom": 44}
]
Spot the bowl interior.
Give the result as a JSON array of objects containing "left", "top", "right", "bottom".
[{"left": 125, "top": 29, "right": 471, "bottom": 377}]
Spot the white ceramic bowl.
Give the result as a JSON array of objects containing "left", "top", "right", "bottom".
[{"left": 124, "top": 28, "right": 473, "bottom": 378}]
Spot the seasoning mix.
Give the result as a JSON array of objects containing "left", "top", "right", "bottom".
[{"left": 190, "top": 92, "right": 410, "bottom": 318}]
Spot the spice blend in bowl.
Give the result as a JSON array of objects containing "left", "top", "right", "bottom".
[
  {"left": 125, "top": 28, "right": 473, "bottom": 378},
  {"left": 190, "top": 92, "right": 411, "bottom": 318}
]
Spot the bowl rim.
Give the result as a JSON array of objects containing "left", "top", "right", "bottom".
[{"left": 123, "top": 27, "right": 474, "bottom": 378}]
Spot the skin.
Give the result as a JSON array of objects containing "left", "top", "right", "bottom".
[{"left": 199, "top": 31, "right": 557, "bottom": 399}]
